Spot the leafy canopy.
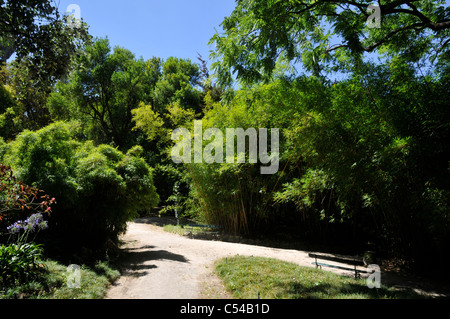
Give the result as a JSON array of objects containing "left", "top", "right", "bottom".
[{"left": 210, "top": 0, "right": 450, "bottom": 85}]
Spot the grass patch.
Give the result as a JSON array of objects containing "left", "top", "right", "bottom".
[
  {"left": 163, "top": 224, "right": 190, "bottom": 236},
  {"left": 215, "top": 256, "right": 426, "bottom": 299},
  {"left": 163, "top": 224, "right": 217, "bottom": 237},
  {"left": 1, "top": 260, "right": 120, "bottom": 299}
]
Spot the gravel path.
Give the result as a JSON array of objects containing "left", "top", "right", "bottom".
[
  {"left": 106, "top": 218, "right": 449, "bottom": 299},
  {"left": 105, "top": 220, "right": 317, "bottom": 299}
]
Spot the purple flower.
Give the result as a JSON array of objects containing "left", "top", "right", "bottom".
[
  {"left": 7, "top": 222, "right": 24, "bottom": 234},
  {"left": 6, "top": 213, "right": 49, "bottom": 235}
]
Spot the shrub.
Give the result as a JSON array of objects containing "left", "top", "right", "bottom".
[
  {"left": 0, "top": 243, "right": 46, "bottom": 287},
  {"left": 152, "top": 163, "right": 187, "bottom": 206},
  {"left": 1, "top": 121, "right": 159, "bottom": 259}
]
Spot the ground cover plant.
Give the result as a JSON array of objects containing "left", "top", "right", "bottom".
[
  {"left": 1, "top": 259, "right": 119, "bottom": 299},
  {"left": 215, "top": 256, "right": 425, "bottom": 299}
]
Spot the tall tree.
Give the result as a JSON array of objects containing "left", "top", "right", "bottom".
[
  {"left": 210, "top": 0, "right": 450, "bottom": 85},
  {"left": 48, "top": 38, "right": 160, "bottom": 149},
  {"left": 153, "top": 57, "right": 203, "bottom": 113},
  {"left": 1, "top": 0, "right": 57, "bottom": 62},
  {"left": 0, "top": 0, "right": 91, "bottom": 137},
  {"left": 0, "top": 0, "right": 90, "bottom": 82}
]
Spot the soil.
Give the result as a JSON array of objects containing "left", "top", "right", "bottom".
[{"left": 105, "top": 216, "right": 450, "bottom": 299}]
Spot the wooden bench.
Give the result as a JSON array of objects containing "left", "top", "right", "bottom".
[
  {"left": 309, "top": 253, "right": 373, "bottom": 279},
  {"left": 187, "top": 224, "right": 221, "bottom": 238}
]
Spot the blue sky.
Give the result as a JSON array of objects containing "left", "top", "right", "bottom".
[
  {"left": 53, "top": 0, "right": 450, "bottom": 80},
  {"left": 55, "top": 0, "right": 237, "bottom": 64}
]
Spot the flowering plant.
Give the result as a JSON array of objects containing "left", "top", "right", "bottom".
[
  {"left": 6, "top": 213, "right": 49, "bottom": 244},
  {"left": 1, "top": 164, "right": 55, "bottom": 241},
  {"left": 0, "top": 164, "right": 55, "bottom": 221},
  {"left": 0, "top": 165, "right": 51, "bottom": 287}
]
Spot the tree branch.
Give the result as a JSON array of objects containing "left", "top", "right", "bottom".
[
  {"left": 363, "top": 23, "right": 425, "bottom": 52},
  {"left": 288, "top": 0, "right": 450, "bottom": 32},
  {"left": 326, "top": 22, "right": 425, "bottom": 53}
]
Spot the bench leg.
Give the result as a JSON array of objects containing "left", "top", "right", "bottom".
[
  {"left": 354, "top": 265, "right": 361, "bottom": 279},
  {"left": 314, "top": 257, "right": 322, "bottom": 269}
]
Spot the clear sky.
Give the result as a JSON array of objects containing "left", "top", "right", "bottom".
[{"left": 55, "top": 0, "right": 237, "bottom": 64}]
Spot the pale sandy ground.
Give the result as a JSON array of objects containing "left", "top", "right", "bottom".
[{"left": 106, "top": 219, "right": 449, "bottom": 299}]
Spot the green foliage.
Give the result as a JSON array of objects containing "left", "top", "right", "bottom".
[
  {"left": 1, "top": 121, "right": 159, "bottom": 259},
  {"left": 0, "top": 82, "right": 14, "bottom": 114},
  {"left": 47, "top": 38, "right": 153, "bottom": 149},
  {"left": 131, "top": 98, "right": 200, "bottom": 208},
  {"left": 0, "top": 164, "right": 54, "bottom": 239},
  {"left": 0, "top": 243, "right": 46, "bottom": 288},
  {"left": 204, "top": 0, "right": 450, "bottom": 269},
  {"left": 1, "top": 259, "right": 120, "bottom": 299},
  {"left": 0, "top": 66, "right": 19, "bottom": 139},
  {"left": 0, "top": 0, "right": 91, "bottom": 135},
  {"left": 181, "top": 66, "right": 449, "bottom": 269},
  {"left": 153, "top": 57, "right": 203, "bottom": 113},
  {"left": 152, "top": 164, "right": 187, "bottom": 206},
  {"left": 1, "top": 0, "right": 91, "bottom": 72},
  {"left": 187, "top": 162, "right": 275, "bottom": 235},
  {"left": 210, "top": 0, "right": 450, "bottom": 85},
  {"left": 182, "top": 85, "right": 285, "bottom": 235},
  {"left": 49, "top": 38, "right": 204, "bottom": 151},
  {"left": 131, "top": 102, "right": 165, "bottom": 142}
]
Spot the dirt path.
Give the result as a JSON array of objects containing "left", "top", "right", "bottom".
[
  {"left": 106, "top": 218, "right": 449, "bottom": 299},
  {"left": 106, "top": 220, "right": 314, "bottom": 299}
]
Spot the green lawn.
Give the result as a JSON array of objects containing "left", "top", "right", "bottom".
[{"left": 215, "top": 256, "right": 425, "bottom": 299}]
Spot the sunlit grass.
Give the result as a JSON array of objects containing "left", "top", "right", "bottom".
[
  {"left": 215, "top": 256, "right": 425, "bottom": 299},
  {"left": 163, "top": 224, "right": 190, "bottom": 236},
  {"left": 163, "top": 224, "right": 217, "bottom": 237}
]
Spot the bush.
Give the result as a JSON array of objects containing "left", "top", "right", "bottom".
[
  {"left": 0, "top": 243, "right": 46, "bottom": 287},
  {"left": 1, "top": 121, "right": 159, "bottom": 260},
  {"left": 187, "top": 162, "right": 274, "bottom": 235},
  {"left": 152, "top": 164, "right": 187, "bottom": 206},
  {"left": 183, "top": 88, "right": 283, "bottom": 235}
]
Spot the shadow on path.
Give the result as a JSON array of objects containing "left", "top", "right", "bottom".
[{"left": 116, "top": 243, "right": 189, "bottom": 278}]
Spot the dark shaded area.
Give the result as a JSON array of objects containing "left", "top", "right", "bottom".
[
  {"left": 113, "top": 241, "right": 188, "bottom": 279},
  {"left": 276, "top": 280, "right": 427, "bottom": 299}
]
